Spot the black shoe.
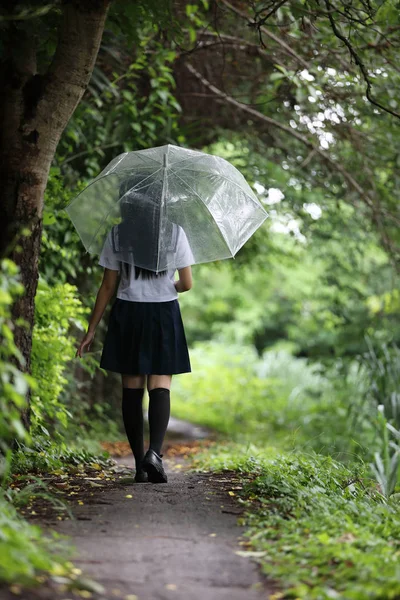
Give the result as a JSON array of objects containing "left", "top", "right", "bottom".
[
  {"left": 134, "top": 469, "right": 148, "bottom": 483},
  {"left": 141, "top": 449, "right": 168, "bottom": 483}
]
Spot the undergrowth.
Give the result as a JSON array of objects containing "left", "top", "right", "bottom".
[{"left": 190, "top": 441, "right": 400, "bottom": 600}]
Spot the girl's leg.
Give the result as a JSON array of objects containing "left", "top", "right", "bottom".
[
  {"left": 122, "top": 375, "right": 146, "bottom": 389},
  {"left": 121, "top": 374, "right": 146, "bottom": 473},
  {"left": 147, "top": 375, "right": 172, "bottom": 456}
]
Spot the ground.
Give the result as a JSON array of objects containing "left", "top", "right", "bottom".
[{"left": 1, "top": 432, "right": 278, "bottom": 600}]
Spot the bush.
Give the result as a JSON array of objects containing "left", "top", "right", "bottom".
[
  {"left": 0, "top": 260, "right": 32, "bottom": 473},
  {"left": 192, "top": 442, "right": 400, "bottom": 600},
  {"left": 0, "top": 494, "right": 72, "bottom": 585},
  {"left": 0, "top": 261, "right": 79, "bottom": 588},
  {"left": 172, "top": 342, "right": 377, "bottom": 460},
  {"left": 31, "top": 279, "right": 88, "bottom": 439},
  {"left": 172, "top": 342, "right": 283, "bottom": 442}
]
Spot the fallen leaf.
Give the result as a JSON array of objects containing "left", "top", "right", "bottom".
[
  {"left": 125, "top": 494, "right": 133, "bottom": 498},
  {"left": 51, "top": 576, "right": 71, "bottom": 585},
  {"left": 76, "top": 591, "right": 92, "bottom": 598},
  {"left": 50, "top": 564, "right": 68, "bottom": 576},
  {"left": 118, "top": 477, "right": 135, "bottom": 484},
  {"left": 71, "top": 577, "right": 105, "bottom": 594},
  {"left": 165, "top": 583, "right": 177, "bottom": 590},
  {"left": 89, "top": 463, "right": 102, "bottom": 471},
  {"left": 235, "top": 550, "right": 267, "bottom": 557}
]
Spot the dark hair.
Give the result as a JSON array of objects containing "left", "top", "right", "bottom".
[
  {"left": 121, "top": 262, "right": 167, "bottom": 280},
  {"left": 115, "top": 173, "right": 169, "bottom": 280}
]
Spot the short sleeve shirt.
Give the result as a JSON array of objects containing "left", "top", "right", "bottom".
[{"left": 98, "top": 225, "right": 194, "bottom": 302}]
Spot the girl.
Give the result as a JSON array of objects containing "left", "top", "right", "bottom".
[{"left": 76, "top": 178, "right": 194, "bottom": 484}]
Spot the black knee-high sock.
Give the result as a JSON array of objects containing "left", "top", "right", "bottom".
[
  {"left": 148, "top": 387, "right": 170, "bottom": 456},
  {"left": 122, "top": 388, "right": 145, "bottom": 472}
]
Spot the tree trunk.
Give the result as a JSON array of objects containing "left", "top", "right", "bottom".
[{"left": 0, "top": 0, "right": 112, "bottom": 431}]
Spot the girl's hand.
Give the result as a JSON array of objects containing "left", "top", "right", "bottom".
[{"left": 76, "top": 331, "right": 95, "bottom": 358}]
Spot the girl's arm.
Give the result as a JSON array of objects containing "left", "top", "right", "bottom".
[
  {"left": 76, "top": 268, "right": 119, "bottom": 358},
  {"left": 174, "top": 266, "right": 193, "bottom": 293}
]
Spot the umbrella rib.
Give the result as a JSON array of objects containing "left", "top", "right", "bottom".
[
  {"left": 170, "top": 170, "right": 233, "bottom": 254},
  {"left": 102, "top": 152, "right": 129, "bottom": 176},
  {"left": 170, "top": 167, "right": 268, "bottom": 217},
  {"left": 132, "top": 152, "right": 162, "bottom": 168},
  {"left": 166, "top": 150, "right": 210, "bottom": 169},
  {"left": 156, "top": 149, "right": 169, "bottom": 273},
  {"left": 118, "top": 166, "right": 164, "bottom": 191}
]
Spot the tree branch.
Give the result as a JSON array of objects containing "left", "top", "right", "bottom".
[
  {"left": 251, "top": 0, "right": 291, "bottom": 28},
  {"left": 184, "top": 62, "right": 400, "bottom": 258},
  {"left": 324, "top": 0, "right": 400, "bottom": 119},
  {"left": 219, "top": 0, "right": 400, "bottom": 120},
  {"left": 217, "top": 0, "right": 312, "bottom": 71}
]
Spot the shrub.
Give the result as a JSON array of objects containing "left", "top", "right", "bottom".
[
  {"left": 30, "top": 279, "right": 88, "bottom": 439},
  {"left": 0, "top": 260, "right": 32, "bottom": 474}
]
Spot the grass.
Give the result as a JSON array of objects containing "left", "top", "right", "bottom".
[
  {"left": 189, "top": 441, "right": 400, "bottom": 600},
  {"left": 0, "top": 436, "right": 114, "bottom": 589}
]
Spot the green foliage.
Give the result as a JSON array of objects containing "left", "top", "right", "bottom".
[
  {"left": 107, "top": 0, "right": 179, "bottom": 46},
  {"left": 0, "top": 433, "right": 112, "bottom": 586},
  {"left": 192, "top": 442, "right": 400, "bottom": 600},
  {"left": 358, "top": 337, "right": 400, "bottom": 429},
  {"left": 62, "top": 410, "right": 122, "bottom": 452},
  {"left": 0, "top": 260, "right": 112, "bottom": 589},
  {"left": 172, "top": 342, "right": 376, "bottom": 460},
  {"left": 194, "top": 137, "right": 400, "bottom": 359},
  {"left": 0, "top": 260, "right": 32, "bottom": 465},
  {"left": 0, "top": 494, "right": 72, "bottom": 586},
  {"left": 0, "top": 258, "right": 82, "bottom": 589},
  {"left": 31, "top": 279, "right": 88, "bottom": 438},
  {"left": 11, "top": 435, "right": 112, "bottom": 477},
  {"left": 58, "top": 30, "right": 183, "bottom": 181},
  {"left": 40, "top": 167, "right": 91, "bottom": 285},
  {"left": 3, "top": 475, "right": 70, "bottom": 515},
  {"left": 370, "top": 407, "right": 400, "bottom": 500},
  {"left": 173, "top": 342, "right": 282, "bottom": 440}
]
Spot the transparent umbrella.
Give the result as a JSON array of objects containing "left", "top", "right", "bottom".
[{"left": 65, "top": 144, "right": 269, "bottom": 273}]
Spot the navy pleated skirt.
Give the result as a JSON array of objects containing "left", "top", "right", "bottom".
[{"left": 100, "top": 298, "right": 191, "bottom": 375}]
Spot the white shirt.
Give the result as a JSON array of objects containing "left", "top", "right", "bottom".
[{"left": 98, "top": 225, "right": 194, "bottom": 302}]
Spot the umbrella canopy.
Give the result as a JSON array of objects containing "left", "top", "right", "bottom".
[{"left": 65, "top": 144, "right": 268, "bottom": 272}]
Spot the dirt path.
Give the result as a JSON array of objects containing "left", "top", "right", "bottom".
[
  {"left": 51, "top": 449, "right": 272, "bottom": 600},
  {"left": 2, "top": 433, "right": 276, "bottom": 600}
]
